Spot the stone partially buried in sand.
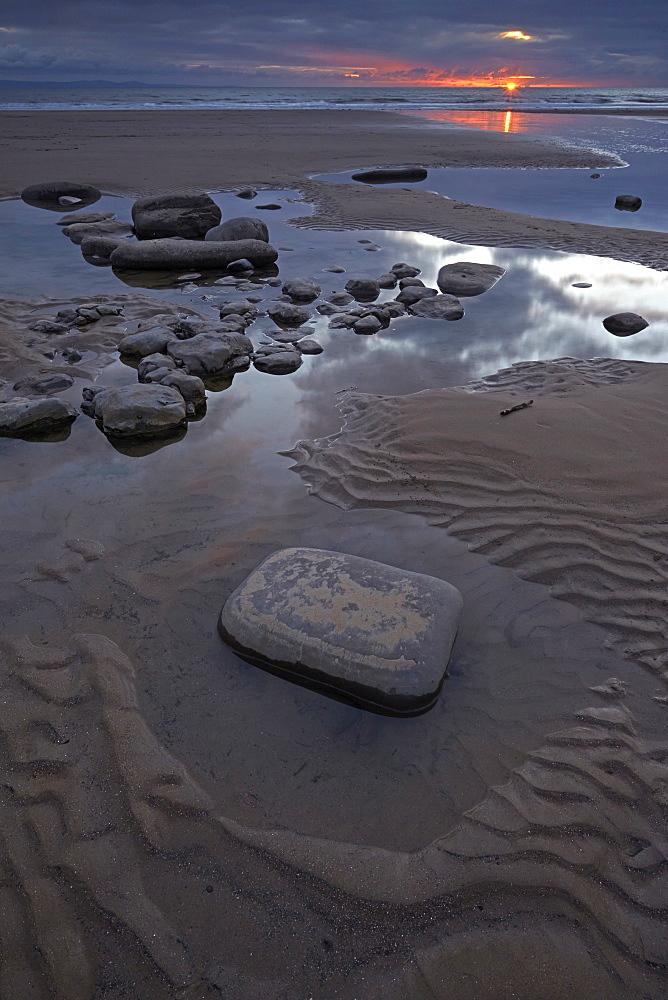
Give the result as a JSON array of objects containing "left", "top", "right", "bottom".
[
  {"left": 437, "top": 261, "right": 506, "bottom": 297},
  {"left": 218, "top": 547, "right": 463, "bottom": 715}
]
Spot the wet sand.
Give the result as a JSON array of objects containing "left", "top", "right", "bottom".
[{"left": 1, "top": 115, "right": 668, "bottom": 997}]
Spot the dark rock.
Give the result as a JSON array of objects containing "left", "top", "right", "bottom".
[
  {"left": 590, "top": 173, "right": 602, "bottom": 179},
  {"left": 58, "top": 211, "right": 115, "bottom": 226},
  {"left": 137, "top": 353, "right": 178, "bottom": 379},
  {"left": 219, "top": 299, "right": 257, "bottom": 319},
  {"left": 218, "top": 547, "right": 463, "bottom": 715},
  {"left": 377, "top": 272, "right": 398, "bottom": 289},
  {"left": 0, "top": 397, "right": 78, "bottom": 436},
  {"left": 323, "top": 265, "right": 346, "bottom": 273},
  {"left": 437, "top": 261, "right": 506, "bottom": 297},
  {"left": 132, "top": 192, "right": 221, "bottom": 239},
  {"left": 110, "top": 238, "right": 278, "bottom": 271},
  {"left": 81, "top": 235, "right": 133, "bottom": 260},
  {"left": 118, "top": 326, "right": 176, "bottom": 358},
  {"left": 396, "top": 286, "right": 438, "bottom": 306},
  {"left": 62, "top": 220, "right": 134, "bottom": 245},
  {"left": 30, "top": 319, "right": 69, "bottom": 335},
  {"left": 384, "top": 301, "right": 407, "bottom": 318},
  {"left": 328, "top": 291, "right": 354, "bottom": 306},
  {"left": 602, "top": 312, "right": 649, "bottom": 336},
  {"left": 398, "top": 277, "right": 425, "bottom": 289},
  {"left": 572, "top": 282, "right": 593, "bottom": 288},
  {"left": 354, "top": 315, "right": 382, "bottom": 335},
  {"left": 329, "top": 313, "right": 360, "bottom": 329},
  {"left": 297, "top": 338, "right": 323, "bottom": 354},
  {"left": 316, "top": 301, "right": 345, "bottom": 316},
  {"left": 344, "top": 278, "right": 380, "bottom": 302},
  {"left": 167, "top": 332, "right": 253, "bottom": 376},
  {"left": 21, "top": 181, "right": 101, "bottom": 212},
  {"left": 255, "top": 203, "right": 281, "bottom": 210},
  {"left": 13, "top": 373, "right": 75, "bottom": 395},
  {"left": 227, "top": 259, "right": 254, "bottom": 273},
  {"left": 409, "top": 294, "right": 464, "bottom": 321},
  {"left": 236, "top": 188, "right": 257, "bottom": 199},
  {"left": 253, "top": 348, "right": 303, "bottom": 374},
  {"left": 282, "top": 278, "right": 321, "bottom": 302},
  {"left": 615, "top": 194, "right": 642, "bottom": 212},
  {"left": 267, "top": 302, "right": 312, "bottom": 327},
  {"left": 158, "top": 370, "right": 206, "bottom": 409},
  {"left": 205, "top": 217, "right": 269, "bottom": 242},
  {"left": 391, "top": 263, "right": 421, "bottom": 278},
  {"left": 351, "top": 166, "right": 428, "bottom": 184},
  {"left": 83, "top": 383, "right": 186, "bottom": 438}
]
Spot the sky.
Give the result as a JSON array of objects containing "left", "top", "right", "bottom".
[{"left": 1, "top": 0, "right": 667, "bottom": 88}]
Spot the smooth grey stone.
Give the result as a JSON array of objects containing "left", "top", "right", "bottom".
[
  {"left": 218, "top": 547, "right": 463, "bottom": 715},
  {"left": 396, "top": 286, "right": 438, "bottom": 306},
  {"left": 328, "top": 314, "right": 359, "bottom": 329},
  {"left": 437, "top": 261, "right": 506, "bottom": 297},
  {"left": 590, "top": 173, "right": 602, "bottom": 179},
  {"left": 264, "top": 327, "right": 312, "bottom": 344},
  {"left": 21, "top": 181, "right": 101, "bottom": 212},
  {"left": 140, "top": 366, "right": 176, "bottom": 384},
  {"left": 255, "top": 203, "right": 281, "bottom": 210},
  {"left": 316, "top": 301, "right": 345, "bottom": 316},
  {"left": 58, "top": 211, "right": 115, "bottom": 226},
  {"left": 95, "top": 304, "right": 123, "bottom": 317},
  {"left": 84, "top": 383, "right": 186, "bottom": 438},
  {"left": 615, "top": 194, "right": 642, "bottom": 212},
  {"left": 167, "top": 332, "right": 253, "bottom": 376},
  {"left": 351, "top": 166, "right": 428, "bottom": 184},
  {"left": 218, "top": 314, "right": 252, "bottom": 333},
  {"left": 253, "top": 350, "right": 303, "bottom": 374},
  {"left": 111, "top": 238, "right": 277, "bottom": 271},
  {"left": 205, "top": 217, "right": 269, "bottom": 242},
  {"left": 399, "top": 277, "right": 425, "bottom": 289},
  {"left": 131, "top": 192, "right": 221, "bottom": 239},
  {"left": 354, "top": 315, "right": 382, "bottom": 335},
  {"left": 361, "top": 306, "right": 391, "bottom": 327},
  {"left": 0, "top": 397, "right": 78, "bottom": 436},
  {"left": 572, "top": 282, "right": 593, "bottom": 288},
  {"left": 236, "top": 188, "right": 257, "bottom": 199},
  {"left": 137, "top": 353, "right": 178, "bottom": 379},
  {"left": 323, "top": 265, "right": 345, "bottom": 273},
  {"left": 267, "top": 302, "right": 312, "bottom": 327},
  {"left": 62, "top": 220, "right": 134, "bottom": 245},
  {"left": 220, "top": 299, "right": 256, "bottom": 318},
  {"left": 118, "top": 326, "right": 175, "bottom": 358},
  {"left": 409, "top": 294, "right": 464, "bottom": 321},
  {"left": 266, "top": 277, "right": 283, "bottom": 286},
  {"left": 81, "top": 235, "right": 132, "bottom": 260},
  {"left": 602, "top": 312, "right": 649, "bottom": 336},
  {"left": 377, "top": 272, "right": 398, "bottom": 289},
  {"left": 158, "top": 370, "right": 206, "bottom": 407},
  {"left": 297, "top": 338, "right": 323, "bottom": 354},
  {"left": 282, "top": 278, "right": 321, "bottom": 302},
  {"left": 344, "top": 278, "right": 380, "bottom": 302},
  {"left": 391, "top": 263, "right": 421, "bottom": 278},
  {"left": 384, "top": 301, "right": 407, "bottom": 318},
  {"left": 13, "top": 373, "right": 74, "bottom": 395}
]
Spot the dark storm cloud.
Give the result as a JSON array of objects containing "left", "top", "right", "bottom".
[{"left": 1, "top": 0, "right": 666, "bottom": 84}]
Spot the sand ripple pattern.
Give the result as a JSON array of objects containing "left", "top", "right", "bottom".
[{"left": 285, "top": 358, "right": 668, "bottom": 680}]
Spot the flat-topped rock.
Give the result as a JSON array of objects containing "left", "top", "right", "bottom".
[
  {"left": 351, "top": 166, "right": 428, "bottom": 184},
  {"left": 132, "top": 191, "right": 221, "bottom": 239},
  {"left": 21, "top": 181, "right": 101, "bottom": 212},
  {"left": 167, "top": 331, "right": 253, "bottom": 376},
  {"left": 0, "top": 397, "right": 78, "bottom": 437},
  {"left": 82, "top": 383, "right": 186, "bottom": 438},
  {"left": 437, "top": 261, "right": 506, "bottom": 297},
  {"left": 218, "top": 547, "right": 463, "bottom": 715},
  {"left": 110, "top": 238, "right": 277, "bottom": 271},
  {"left": 408, "top": 293, "right": 464, "bottom": 321}
]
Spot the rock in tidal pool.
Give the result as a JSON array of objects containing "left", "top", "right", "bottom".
[
  {"left": 205, "top": 217, "right": 269, "bottom": 243},
  {"left": 0, "top": 397, "right": 78, "bottom": 437},
  {"left": 110, "top": 238, "right": 278, "bottom": 271},
  {"left": 218, "top": 548, "right": 463, "bottom": 715},
  {"left": 344, "top": 278, "right": 380, "bottom": 302},
  {"left": 167, "top": 332, "right": 253, "bottom": 377},
  {"left": 267, "top": 302, "right": 312, "bottom": 327},
  {"left": 21, "top": 181, "right": 101, "bottom": 212},
  {"left": 602, "top": 312, "right": 649, "bottom": 336},
  {"left": 82, "top": 383, "right": 187, "bottom": 438},
  {"left": 351, "top": 166, "right": 428, "bottom": 184},
  {"left": 13, "top": 373, "right": 75, "bottom": 395},
  {"left": 615, "top": 194, "right": 642, "bottom": 212},
  {"left": 408, "top": 293, "right": 464, "bottom": 321},
  {"left": 57, "top": 211, "right": 116, "bottom": 226},
  {"left": 131, "top": 192, "right": 221, "bottom": 239},
  {"left": 62, "top": 220, "right": 135, "bottom": 245},
  {"left": 282, "top": 278, "right": 321, "bottom": 302},
  {"left": 253, "top": 346, "right": 303, "bottom": 374},
  {"left": 437, "top": 261, "right": 506, "bottom": 297},
  {"left": 236, "top": 187, "right": 257, "bottom": 200}
]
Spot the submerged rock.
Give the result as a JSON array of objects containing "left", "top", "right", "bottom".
[
  {"left": 344, "top": 278, "right": 380, "bottom": 302},
  {"left": 205, "top": 217, "right": 269, "bottom": 242},
  {"left": 408, "top": 294, "right": 464, "bottom": 321},
  {"left": 0, "top": 397, "right": 78, "bottom": 436},
  {"left": 437, "top": 261, "right": 506, "bottom": 297},
  {"left": 62, "top": 220, "right": 134, "bottom": 245},
  {"left": 218, "top": 547, "right": 463, "bottom": 715},
  {"left": 110, "top": 238, "right": 277, "bottom": 271},
  {"left": 602, "top": 312, "right": 649, "bottom": 336},
  {"left": 57, "top": 211, "right": 115, "bottom": 226},
  {"left": 83, "top": 383, "right": 187, "bottom": 438},
  {"left": 21, "top": 181, "right": 101, "bottom": 212},
  {"left": 132, "top": 192, "right": 221, "bottom": 239},
  {"left": 351, "top": 166, "right": 428, "bottom": 184}
]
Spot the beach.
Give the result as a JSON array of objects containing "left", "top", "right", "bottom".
[{"left": 1, "top": 103, "right": 668, "bottom": 999}]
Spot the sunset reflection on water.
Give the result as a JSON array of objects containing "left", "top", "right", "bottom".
[{"left": 403, "top": 108, "right": 528, "bottom": 133}]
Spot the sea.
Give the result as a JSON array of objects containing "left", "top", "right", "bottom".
[{"left": 1, "top": 83, "right": 668, "bottom": 113}]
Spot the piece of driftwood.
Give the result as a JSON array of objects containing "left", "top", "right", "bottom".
[{"left": 500, "top": 399, "right": 534, "bottom": 416}]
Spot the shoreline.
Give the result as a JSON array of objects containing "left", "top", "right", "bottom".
[{"left": 2, "top": 108, "right": 666, "bottom": 270}]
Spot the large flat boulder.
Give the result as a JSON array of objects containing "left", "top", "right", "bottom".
[
  {"left": 437, "top": 261, "right": 506, "bottom": 297},
  {"left": 131, "top": 192, "right": 221, "bottom": 239},
  {"left": 83, "top": 383, "right": 187, "bottom": 438},
  {"left": 110, "top": 238, "right": 278, "bottom": 271},
  {"left": 21, "top": 181, "right": 101, "bottom": 212},
  {"left": 166, "top": 331, "right": 253, "bottom": 376},
  {"left": 218, "top": 547, "right": 463, "bottom": 715},
  {"left": 0, "top": 397, "right": 78, "bottom": 437}
]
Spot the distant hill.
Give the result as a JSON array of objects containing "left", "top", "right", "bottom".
[{"left": 0, "top": 80, "right": 152, "bottom": 88}]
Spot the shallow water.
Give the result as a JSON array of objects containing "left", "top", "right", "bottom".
[{"left": 1, "top": 179, "right": 668, "bottom": 997}]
